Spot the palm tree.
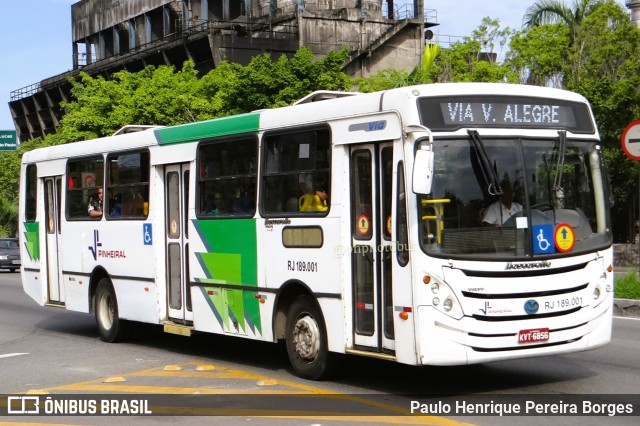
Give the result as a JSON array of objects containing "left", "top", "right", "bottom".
[{"left": 523, "top": 0, "right": 604, "bottom": 42}]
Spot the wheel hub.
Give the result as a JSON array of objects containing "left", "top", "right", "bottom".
[{"left": 293, "top": 315, "right": 320, "bottom": 361}]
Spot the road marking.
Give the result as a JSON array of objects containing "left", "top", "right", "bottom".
[
  {"left": 15, "top": 361, "right": 471, "bottom": 425},
  {"left": 0, "top": 353, "right": 28, "bottom": 359},
  {"left": 614, "top": 315, "right": 640, "bottom": 321}
]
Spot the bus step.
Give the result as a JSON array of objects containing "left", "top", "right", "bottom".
[
  {"left": 163, "top": 322, "right": 193, "bottom": 337},
  {"left": 345, "top": 349, "right": 396, "bottom": 361}
]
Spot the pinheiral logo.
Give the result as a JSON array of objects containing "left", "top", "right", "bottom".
[{"left": 524, "top": 299, "right": 539, "bottom": 315}]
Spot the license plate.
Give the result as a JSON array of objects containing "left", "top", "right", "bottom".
[
  {"left": 518, "top": 328, "right": 549, "bottom": 344},
  {"left": 12, "top": 260, "right": 21, "bottom": 265}
]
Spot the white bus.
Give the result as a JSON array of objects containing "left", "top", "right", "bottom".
[{"left": 19, "top": 83, "right": 613, "bottom": 380}]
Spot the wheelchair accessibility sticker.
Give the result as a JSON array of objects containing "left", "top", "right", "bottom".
[
  {"left": 533, "top": 224, "right": 554, "bottom": 254},
  {"left": 533, "top": 223, "right": 575, "bottom": 254},
  {"left": 143, "top": 223, "right": 152, "bottom": 245}
]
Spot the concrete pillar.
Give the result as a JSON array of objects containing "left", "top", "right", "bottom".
[{"left": 627, "top": 0, "right": 640, "bottom": 27}]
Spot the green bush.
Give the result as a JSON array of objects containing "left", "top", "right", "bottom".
[{"left": 614, "top": 272, "right": 640, "bottom": 300}]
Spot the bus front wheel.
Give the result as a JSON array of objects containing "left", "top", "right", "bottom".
[
  {"left": 285, "top": 295, "right": 331, "bottom": 380},
  {"left": 95, "top": 278, "right": 123, "bottom": 343}
]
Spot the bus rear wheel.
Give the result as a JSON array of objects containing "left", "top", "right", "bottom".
[
  {"left": 94, "top": 278, "right": 123, "bottom": 342},
  {"left": 285, "top": 295, "right": 331, "bottom": 380}
]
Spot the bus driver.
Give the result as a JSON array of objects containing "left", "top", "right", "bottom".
[{"left": 482, "top": 179, "right": 521, "bottom": 226}]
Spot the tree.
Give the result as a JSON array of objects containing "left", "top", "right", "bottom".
[
  {"left": 1, "top": 47, "right": 352, "bottom": 234},
  {"left": 57, "top": 61, "right": 205, "bottom": 141},
  {"left": 56, "top": 47, "right": 351, "bottom": 140},
  {"left": 506, "top": 24, "right": 570, "bottom": 86},
  {"left": 523, "top": 0, "right": 605, "bottom": 42},
  {"left": 431, "top": 17, "right": 518, "bottom": 83},
  {"left": 352, "top": 68, "right": 411, "bottom": 92},
  {"left": 205, "top": 47, "right": 351, "bottom": 115}
]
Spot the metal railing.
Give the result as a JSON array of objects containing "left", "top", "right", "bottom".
[{"left": 10, "top": 15, "right": 299, "bottom": 102}]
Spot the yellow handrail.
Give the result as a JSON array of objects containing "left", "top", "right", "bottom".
[{"left": 421, "top": 198, "right": 450, "bottom": 243}]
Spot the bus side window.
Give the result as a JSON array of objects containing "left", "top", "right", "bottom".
[
  {"left": 261, "top": 128, "right": 331, "bottom": 216},
  {"left": 197, "top": 136, "right": 258, "bottom": 218},
  {"left": 66, "top": 156, "right": 104, "bottom": 220},
  {"left": 24, "top": 164, "right": 37, "bottom": 221},
  {"left": 106, "top": 151, "right": 150, "bottom": 219}
]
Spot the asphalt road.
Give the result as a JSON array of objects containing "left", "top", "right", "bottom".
[{"left": 1, "top": 270, "right": 639, "bottom": 426}]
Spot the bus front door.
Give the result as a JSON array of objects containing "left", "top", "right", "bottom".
[
  {"left": 44, "top": 176, "right": 64, "bottom": 304},
  {"left": 350, "top": 143, "right": 395, "bottom": 353},
  {"left": 165, "top": 164, "right": 193, "bottom": 324}
]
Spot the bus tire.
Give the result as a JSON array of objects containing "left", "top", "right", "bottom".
[
  {"left": 94, "top": 278, "right": 123, "bottom": 343},
  {"left": 285, "top": 295, "right": 331, "bottom": 380}
]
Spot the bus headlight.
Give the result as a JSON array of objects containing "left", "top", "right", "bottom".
[
  {"left": 443, "top": 298, "right": 453, "bottom": 312},
  {"left": 592, "top": 288, "right": 600, "bottom": 300},
  {"left": 424, "top": 275, "right": 463, "bottom": 320}
]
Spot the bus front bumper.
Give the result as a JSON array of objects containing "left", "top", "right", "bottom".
[{"left": 415, "top": 296, "right": 613, "bottom": 366}]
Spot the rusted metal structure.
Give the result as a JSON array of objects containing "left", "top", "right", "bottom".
[{"left": 9, "top": 0, "right": 437, "bottom": 142}]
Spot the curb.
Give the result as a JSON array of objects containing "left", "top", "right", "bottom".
[{"left": 613, "top": 298, "right": 640, "bottom": 318}]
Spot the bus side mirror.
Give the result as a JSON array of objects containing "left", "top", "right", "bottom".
[{"left": 413, "top": 149, "right": 434, "bottom": 194}]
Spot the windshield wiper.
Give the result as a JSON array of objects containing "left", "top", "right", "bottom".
[
  {"left": 553, "top": 131, "right": 567, "bottom": 209},
  {"left": 468, "top": 130, "right": 501, "bottom": 195}
]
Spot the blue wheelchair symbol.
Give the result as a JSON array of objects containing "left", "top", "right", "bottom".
[
  {"left": 143, "top": 223, "right": 152, "bottom": 245},
  {"left": 532, "top": 224, "right": 554, "bottom": 254}
]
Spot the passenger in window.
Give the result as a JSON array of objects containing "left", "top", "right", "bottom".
[
  {"left": 88, "top": 188, "right": 103, "bottom": 218},
  {"left": 266, "top": 144, "right": 280, "bottom": 173},
  {"left": 232, "top": 188, "right": 254, "bottom": 214},
  {"left": 122, "top": 189, "right": 145, "bottom": 216},
  {"left": 204, "top": 192, "right": 226, "bottom": 215},
  {"left": 110, "top": 194, "right": 122, "bottom": 217},
  {"left": 299, "top": 185, "right": 329, "bottom": 212}
]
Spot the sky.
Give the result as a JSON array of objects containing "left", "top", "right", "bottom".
[{"left": 0, "top": 0, "right": 631, "bottom": 131}]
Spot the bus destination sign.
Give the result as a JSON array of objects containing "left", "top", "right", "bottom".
[
  {"left": 418, "top": 95, "right": 594, "bottom": 133},
  {"left": 442, "top": 102, "right": 573, "bottom": 126}
]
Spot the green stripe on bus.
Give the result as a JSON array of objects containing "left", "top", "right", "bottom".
[
  {"left": 193, "top": 219, "right": 261, "bottom": 334},
  {"left": 154, "top": 112, "right": 260, "bottom": 145},
  {"left": 23, "top": 222, "right": 39, "bottom": 261}
]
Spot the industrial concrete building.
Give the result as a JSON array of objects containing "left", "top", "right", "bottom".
[
  {"left": 9, "top": 0, "right": 435, "bottom": 142},
  {"left": 627, "top": 0, "right": 640, "bottom": 26}
]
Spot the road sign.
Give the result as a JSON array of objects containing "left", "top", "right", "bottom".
[
  {"left": 621, "top": 120, "right": 640, "bottom": 161},
  {"left": 554, "top": 223, "right": 575, "bottom": 253},
  {"left": 356, "top": 214, "right": 369, "bottom": 236},
  {"left": 0, "top": 130, "right": 17, "bottom": 151}
]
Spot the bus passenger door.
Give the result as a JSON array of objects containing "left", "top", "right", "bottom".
[
  {"left": 350, "top": 143, "right": 395, "bottom": 353},
  {"left": 165, "top": 164, "right": 193, "bottom": 324},
  {"left": 44, "top": 176, "right": 64, "bottom": 304}
]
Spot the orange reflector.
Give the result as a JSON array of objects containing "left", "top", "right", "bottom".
[
  {"left": 607, "top": 265, "right": 613, "bottom": 273},
  {"left": 399, "top": 311, "right": 409, "bottom": 320},
  {"left": 423, "top": 275, "right": 431, "bottom": 284}
]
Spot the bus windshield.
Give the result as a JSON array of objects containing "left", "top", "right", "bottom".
[{"left": 418, "top": 135, "right": 610, "bottom": 259}]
